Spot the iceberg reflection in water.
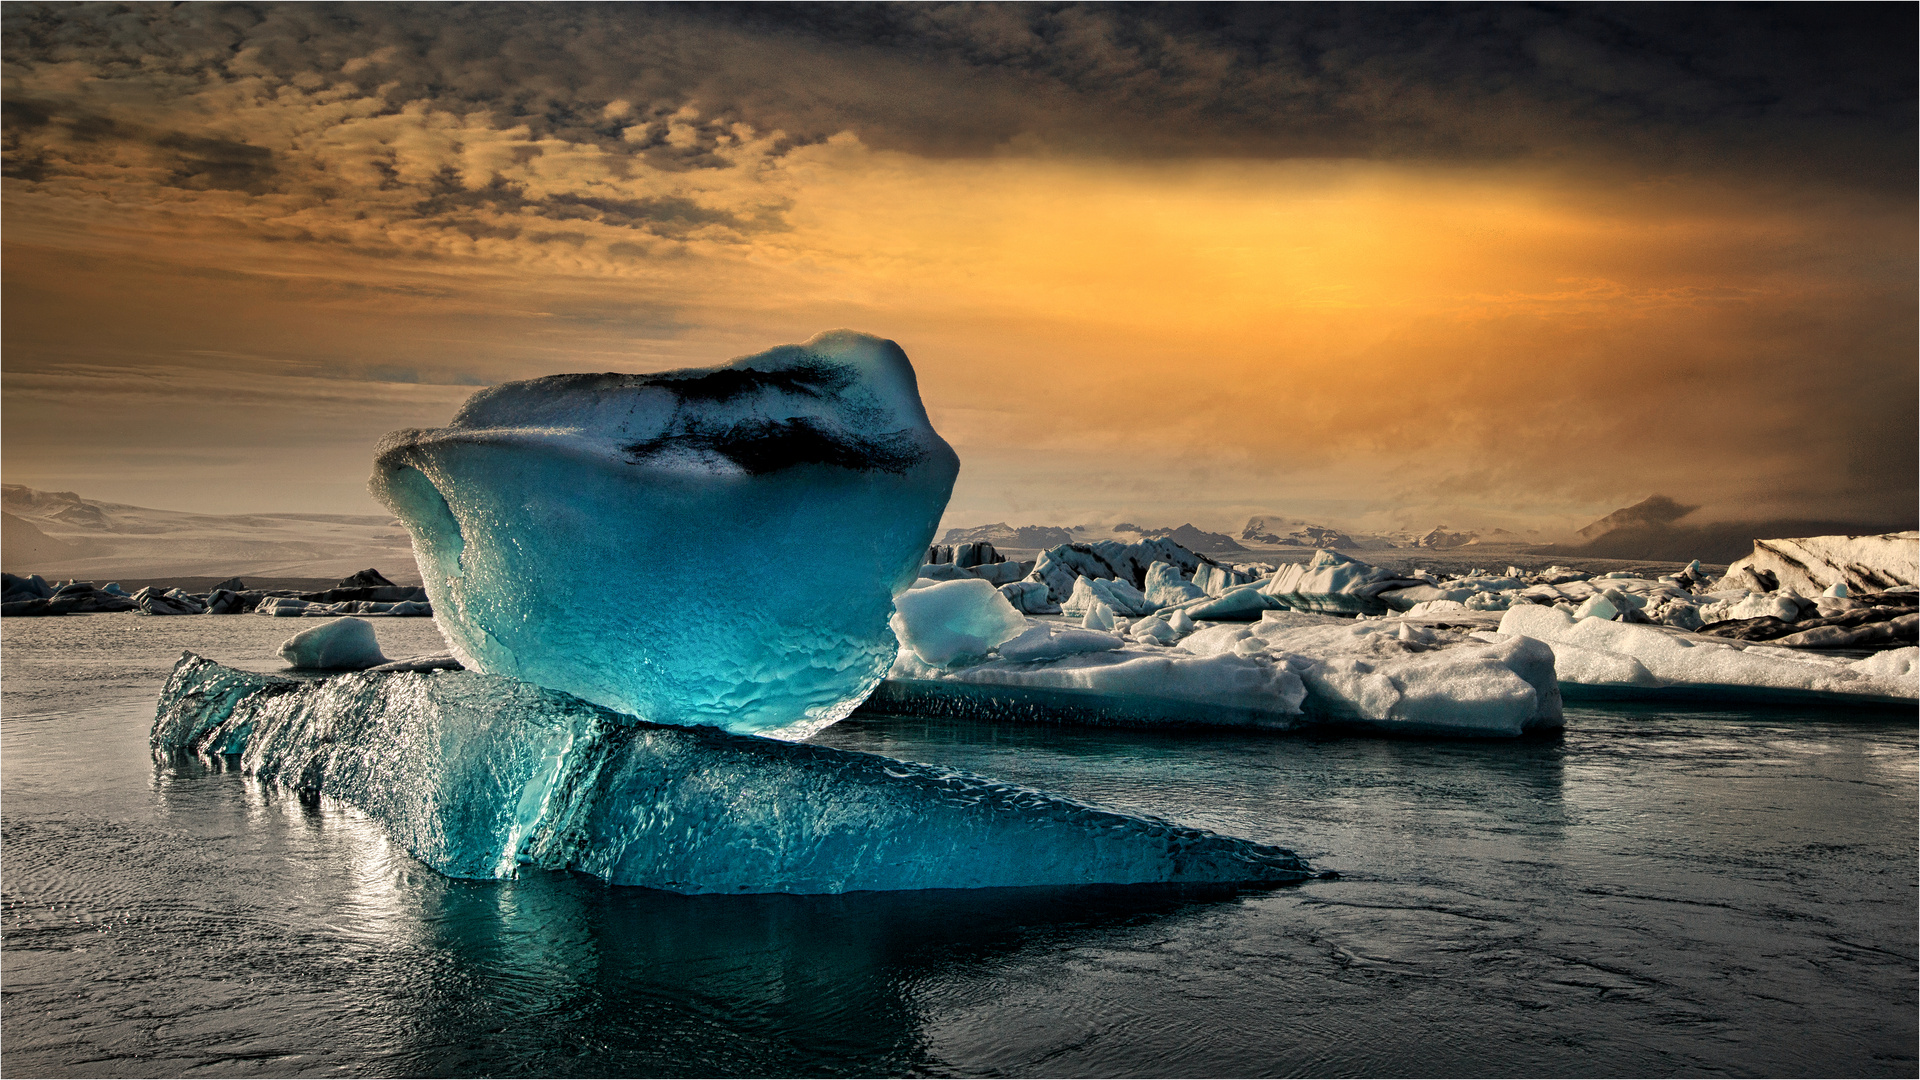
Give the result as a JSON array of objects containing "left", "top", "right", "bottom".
[{"left": 151, "top": 652, "right": 1313, "bottom": 893}]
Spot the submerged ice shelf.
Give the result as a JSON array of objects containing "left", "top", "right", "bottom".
[{"left": 151, "top": 653, "right": 1314, "bottom": 893}]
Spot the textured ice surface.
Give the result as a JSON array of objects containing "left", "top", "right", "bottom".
[
  {"left": 1499, "top": 605, "right": 1918, "bottom": 705},
  {"left": 1261, "top": 550, "right": 1424, "bottom": 615},
  {"left": 996, "top": 623, "right": 1124, "bottom": 663},
  {"left": 888, "top": 646, "right": 1310, "bottom": 729},
  {"left": 1144, "top": 561, "right": 1207, "bottom": 608},
  {"left": 1063, "top": 575, "right": 1155, "bottom": 617},
  {"left": 150, "top": 653, "right": 1314, "bottom": 893},
  {"left": 277, "top": 618, "right": 388, "bottom": 670},
  {"left": 1026, "top": 539, "right": 1213, "bottom": 603},
  {"left": 1167, "top": 583, "right": 1285, "bottom": 621},
  {"left": 890, "top": 579, "right": 1027, "bottom": 668},
  {"left": 1720, "top": 532, "right": 1919, "bottom": 595},
  {"left": 883, "top": 609, "right": 1562, "bottom": 737},
  {"left": 997, "top": 580, "right": 1061, "bottom": 615},
  {"left": 370, "top": 331, "right": 958, "bottom": 739}
]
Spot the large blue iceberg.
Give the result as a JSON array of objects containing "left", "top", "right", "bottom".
[
  {"left": 151, "top": 654, "right": 1315, "bottom": 893},
  {"left": 369, "top": 331, "right": 958, "bottom": 739}
]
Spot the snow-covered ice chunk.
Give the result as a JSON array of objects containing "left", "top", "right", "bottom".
[
  {"left": 886, "top": 647, "right": 1311, "bottom": 728},
  {"left": 1728, "top": 592, "right": 1803, "bottom": 622},
  {"left": 1129, "top": 616, "right": 1178, "bottom": 645},
  {"left": 1144, "top": 561, "right": 1207, "bottom": 608},
  {"left": 278, "top": 618, "right": 389, "bottom": 670},
  {"left": 1573, "top": 594, "right": 1619, "bottom": 622},
  {"left": 370, "top": 331, "right": 959, "bottom": 739},
  {"left": 1262, "top": 550, "right": 1423, "bottom": 615},
  {"left": 1719, "top": 532, "right": 1919, "bottom": 595},
  {"left": 1026, "top": 539, "right": 1213, "bottom": 603},
  {"left": 1192, "top": 563, "right": 1256, "bottom": 596},
  {"left": 998, "top": 580, "right": 1061, "bottom": 615},
  {"left": 1168, "top": 583, "right": 1285, "bottom": 621},
  {"left": 1081, "top": 602, "right": 1116, "bottom": 631},
  {"left": 890, "top": 579, "right": 1027, "bottom": 668},
  {"left": 1852, "top": 647, "right": 1918, "bottom": 682},
  {"left": 995, "top": 623, "right": 1123, "bottom": 663},
  {"left": 1239, "top": 616, "right": 1561, "bottom": 736},
  {"left": 151, "top": 654, "right": 1314, "bottom": 893},
  {"left": 1063, "top": 575, "right": 1155, "bottom": 617},
  {"left": 880, "top": 607, "right": 1561, "bottom": 737},
  {"left": 1499, "top": 605, "right": 1917, "bottom": 705}
]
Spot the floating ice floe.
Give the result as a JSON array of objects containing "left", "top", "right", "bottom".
[
  {"left": 278, "top": 617, "right": 389, "bottom": 670},
  {"left": 876, "top": 607, "right": 1562, "bottom": 737},
  {"left": 370, "top": 330, "right": 958, "bottom": 739},
  {"left": 151, "top": 653, "right": 1315, "bottom": 893},
  {"left": 1260, "top": 550, "right": 1428, "bottom": 615},
  {"left": 1498, "top": 605, "right": 1917, "bottom": 706},
  {"left": 889, "top": 579, "right": 1028, "bottom": 668}
]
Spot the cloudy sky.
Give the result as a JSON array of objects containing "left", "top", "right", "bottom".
[{"left": 4, "top": 3, "right": 1913, "bottom": 536}]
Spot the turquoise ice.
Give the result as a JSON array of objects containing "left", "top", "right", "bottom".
[
  {"left": 369, "top": 331, "right": 958, "bottom": 739},
  {"left": 151, "top": 654, "right": 1315, "bottom": 893}
]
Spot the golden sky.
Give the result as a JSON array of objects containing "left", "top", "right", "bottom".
[{"left": 4, "top": 4, "right": 1913, "bottom": 536}]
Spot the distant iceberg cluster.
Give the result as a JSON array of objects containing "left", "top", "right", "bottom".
[
  {"left": 0, "top": 571, "right": 431, "bottom": 618},
  {"left": 880, "top": 534, "right": 1916, "bottom": 724},
  {"left": 884, "top": 576, "right": 1562, "bottom": 738}
]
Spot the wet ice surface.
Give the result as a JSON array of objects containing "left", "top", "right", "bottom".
[{"left": 4, "top": 614, "right": 1916, "bottom": 1077}]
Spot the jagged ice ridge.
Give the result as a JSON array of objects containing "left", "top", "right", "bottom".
[{"left": 151, "top": 653, "right": 1315, "bottom": 893}]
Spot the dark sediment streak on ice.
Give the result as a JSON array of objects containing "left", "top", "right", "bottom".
[{"left": 151, "top": 653, "right": 1314, "bottom": 894}]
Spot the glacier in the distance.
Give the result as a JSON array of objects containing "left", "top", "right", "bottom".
[
  {"left": 151, "top": 653, "right": 1315, "bottom": 893},
  {"left": 369, "top": 330, "right": 958, "bottom": 740}
]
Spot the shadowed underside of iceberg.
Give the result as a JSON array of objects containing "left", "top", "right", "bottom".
[{"left": 151, "top": 653, "right": 1314, "bottom": 894}]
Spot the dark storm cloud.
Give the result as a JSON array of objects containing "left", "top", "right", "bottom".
[
  {"left": 409, "top": 168, "right": 779, "bottom": 239},
  {"left": 4, "top": 2, "right": 1912, "bottom": 184},
  {"left": 721, "top": 2, "right": 1916, "bottom": 170},
  {"left": 1, "top": 94, "right": 279, "bottom": 191}
]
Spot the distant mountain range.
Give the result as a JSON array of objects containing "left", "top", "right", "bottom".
[
  {"left": 1111, "top": 522, "right": 1245, "bottom": 552},
  {"left": 1542, "top": 494, "right": 1915, "bottom": 564},
  {"left": 939, "top": 522, "right": 1248, "bottom": 552},
  {"left": 1, "top": 485, "right": 421, "bottom": 582}
]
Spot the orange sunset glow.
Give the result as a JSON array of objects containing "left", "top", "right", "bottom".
[{"left": 4, "top": 4, "right": 1913, "bottom": 539}]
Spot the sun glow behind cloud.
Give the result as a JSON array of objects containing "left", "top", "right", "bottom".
[{"left": 3, "top": 3, "right": 1912, "bottom": 532}]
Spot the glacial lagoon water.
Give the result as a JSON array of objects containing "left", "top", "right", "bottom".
[{"left": 3, "top": 614, "right": 1914, "bottom": 1077}]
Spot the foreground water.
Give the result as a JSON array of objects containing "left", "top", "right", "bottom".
[{"left": 3, "top": 615, "right": 1914, "bottom": 1077}]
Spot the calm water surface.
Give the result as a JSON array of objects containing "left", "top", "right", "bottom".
[{"left": 3, "top": 615, "right": 1914, "bottom": 1077}]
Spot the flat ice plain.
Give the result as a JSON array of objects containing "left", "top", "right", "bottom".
[{"left": 4, "top": 613, "right": 1915, "bottom": 1076}]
